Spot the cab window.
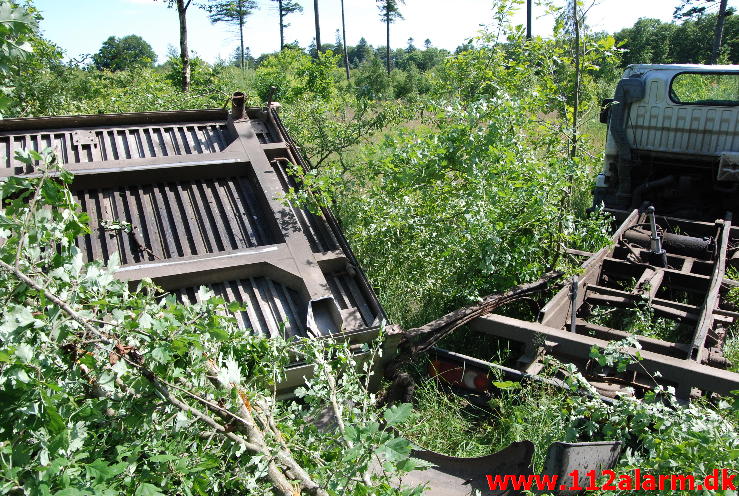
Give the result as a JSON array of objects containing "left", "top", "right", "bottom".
[{"left": 670, "top": 73, "right": 739, "bottom": 106}]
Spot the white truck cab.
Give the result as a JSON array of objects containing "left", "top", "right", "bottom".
[{"left": 596, "top": 64, "right": 739, "bottom": 218}]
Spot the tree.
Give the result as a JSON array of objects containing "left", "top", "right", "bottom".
[
  {"left": 270, "top": 0, "right": 302, "bottom": 50},
  {"left": 92, "top": 35, "right": 156, "bottom": 72},
  {"left": 313, "top": 0, "right": 321, "bottom": 54},
  {"left": 405, "top": 37, "right": 415, "bottom": 53},
  {"left": 155, "top": 0, "right": 195, "bottom": 92},
  {"left": 376, "top": 0, "right": 404, "bottom": 75},
  {"left": 711, "top": 0, "right": 729, "bottom": 64},
  {"left": 674, "top": 0, "right": 731, "bottom": 64},
  {"left": 340, "top": 0, "right": 350, "bottom": 80},
  {"left": 614, "top": 18, "right": 678, "bottom": 66},
  {"left": 231, "top": 45, "right": 256, "bottom": 68},
  {"left": 349, "top": 37, "right": 373, "bottom": 67},
  {"left": 568, "top": 0, "right": 581, "bottom": 158},
  {"left": 0, "top": 0, "right": 37, "bottom": 113},
  {"left": 204, "top": 0, "right": 258, "bottom": 71}
]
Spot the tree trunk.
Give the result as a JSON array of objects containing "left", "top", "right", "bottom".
[
  {"left": 340, "top": 0, "right": 350, "bottom": 80},
  {"left": 279, "top": 0, "right": 285, "bottom": 50},
  {"left": 313, "top": 0, "right": 321, "bottom": 54},
  {"left": 239, "top": 1, "right": 245, "bottom": 71},
  {"left": 710, "top": 0, "right": 729, "bottom": 64},
  {"left": 386, "top": 9, "right": 391, "bottom": 75},
  {"left": 177, "top": 0, "right": 190, "bottom": 92},
  {"left": 570, "top": 0, "right": 580, "bottom": 159}
]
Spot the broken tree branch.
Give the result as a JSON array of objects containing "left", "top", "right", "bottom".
[
  {"left": 399, "top": 271, "right": 564, "bottom": 360},
  {"left": 0, "top": 258, "right": 322, "bottom": 496}
]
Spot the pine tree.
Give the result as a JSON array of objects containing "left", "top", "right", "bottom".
[
  {"left": 376, "top": 0, "right": 404, "bottom": 74},
  {"left": 313, "top": 0, "right": 322, "bottom": 54},
  {"left": 203, "top": 0, "right": 258, "bottom": 70},
  {"left": 271, "top": 0, "right": 303, "bottom": 50},
  {"left": 340, "top": 0, "right": 350, "bottom": 79}
]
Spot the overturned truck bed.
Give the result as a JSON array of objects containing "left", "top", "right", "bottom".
[{"left": 0, "top": 96, "right": 395, "bottom": 395}]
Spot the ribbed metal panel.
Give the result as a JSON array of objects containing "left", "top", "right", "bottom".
[
  {"left": 325, "top": 270, "right": 377, "bottom": 327},
  {"left": 250, "top": 119, "right": 276, "bottom": 144},
  {"left": 0, "top": 123, "right": 233, "bottom": 170},
  {"left": 176, "top": 277, "right": 307, "bottom": 338},
  {"left": 174, "top": 270, "right": 378, "bottom": 337},
  {"left": 270, "top": 158, "right": 339, "bottom": 253},
  {"left": 0, "top": 105, "right": 389, "bottom": 367},
  {"left": 73, "top": 174, "right": 280, "bottom": 265}
]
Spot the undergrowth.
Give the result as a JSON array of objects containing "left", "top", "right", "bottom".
[
  {"left": 724, "top": 267, "right": 739, "bottom": 373},
  {"left": 395, "top": 376, "right": 569, "bottom": 472}
]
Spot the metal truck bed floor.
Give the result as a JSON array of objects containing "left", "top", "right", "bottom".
[{"left": 0, "top": 97, "right": 390, "bottom": 392}]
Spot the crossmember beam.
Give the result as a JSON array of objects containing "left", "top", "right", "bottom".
[{"left": 470, "top": 314, "right": 739, "bottom": 397}]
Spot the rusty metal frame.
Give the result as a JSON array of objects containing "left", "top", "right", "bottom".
[
  {"left": 471, "top": 207, "right": 739, "bottom": 398},
  {"left": 470, "top": 314, "right": 739, "bottom": 397}
]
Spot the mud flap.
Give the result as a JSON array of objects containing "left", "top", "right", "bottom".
[
  {"left": 403, "top": 441, "right": 534, "bottom": 496},
  {"left": 399, "top": 440, "right": 621, "bottom": 496},
  {"left": 541, "top": 441, "right": 622, "bottom": 495}
]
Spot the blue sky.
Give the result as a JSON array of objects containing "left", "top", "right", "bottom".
[{"left": 34, "top": 0, "right": 681, "bottom": 64}]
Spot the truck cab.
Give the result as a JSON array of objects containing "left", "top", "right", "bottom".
[{"left": 596, "top": 64, "right": 739, "bottom": 219}]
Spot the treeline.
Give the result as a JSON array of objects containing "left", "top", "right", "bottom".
[
  {"left": 5, "top": 11, "right": 455, "bottom": 120},
  {"left": 90, "top": 32, "right": 450, "bottom": 76},
  {"left": 616, "top": 9, "right": 739, "bottom": 66}
]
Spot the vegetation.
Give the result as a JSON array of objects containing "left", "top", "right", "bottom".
[
  {"left": 1, "top": 0, "right": 739, "bottom": 494},
  {"left": 92, "top": 35, "right": 157, "bottom": 72},
  {"left": 0, "top": 0, "right": 36, "bottom": 114},
  {"left": 271, "top": 0, "right": 303, "bottom": 50},
  {"left": 376, "top": 0, "right": 404, "bottom": 74},
  {"left": 615, "top": 8, "right": 739, "bottom": 66}
]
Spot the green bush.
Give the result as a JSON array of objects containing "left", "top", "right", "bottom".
[{"left": 254, "top": 48, "right": 341, "bottom": 104}]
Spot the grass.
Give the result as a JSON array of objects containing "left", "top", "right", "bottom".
[
  {"left": 724, "top": 268, "right": 739, "bottom": 372},
  {"left": 396, "top": 372, "right": 571, "bottom": 472},
  {"left": 585, "top": 303, "right": 691, "bottom": 343},
  {"left": 725, "top": 332, "right": 739, "bottom": 373}
]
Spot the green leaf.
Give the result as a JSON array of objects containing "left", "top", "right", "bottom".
[
  {"left": 384, "top": 402, "right": 413, "bottom": 426},
  {"left": 149, "top": 454, "right": 179, "bottom": 463},
  {"left": 85, "top": 459, "right": 126, "bottom": 482},
  {"left": 150, "top": 346, "right": 171, "bottom": 364},
  {"left": 13, "top": 367, "right": 30, "bottom": 383},
  {"left": 395, "top": 456, "right": 433, "bottom": 473},
  {"left": 134, "top": 483, "right": 165, "bottom": 496},
  {"left": 493, "top": 381, "right": 521, "bottom": 390},
  {"left": 14, "top": 343, "right": 33, "bottom": 363},
  {"left": 54, "top": 489, "right": 83, "bottom": 496},
  {"left": 41, "top": 391, "right": 65, "bottom": 435},
  {"left": 377, "top": 437, "right": 412, "bottom": 462}
]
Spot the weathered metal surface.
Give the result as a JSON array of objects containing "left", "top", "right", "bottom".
[
  {"left": 691, "top": 213, "right": 732, "bottom": 362},
  {"left": 0, "top": 99, "right": 388, "bottom": 374},
  {"left": 543, "top": 442, "right": 622, "bottom": 496},
  {"left": 402, "top": 441, "right": 535, "bottom": 496},
  {"left": 397, "top": 438, "right": 621, "bottom": 496},
  {"left": 471, "top": 313, "right": 739, "bottom": 397}
]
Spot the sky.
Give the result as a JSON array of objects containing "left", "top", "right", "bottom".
[{"left": 33, "top": 0, "right": 685, "bottom": 64}]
